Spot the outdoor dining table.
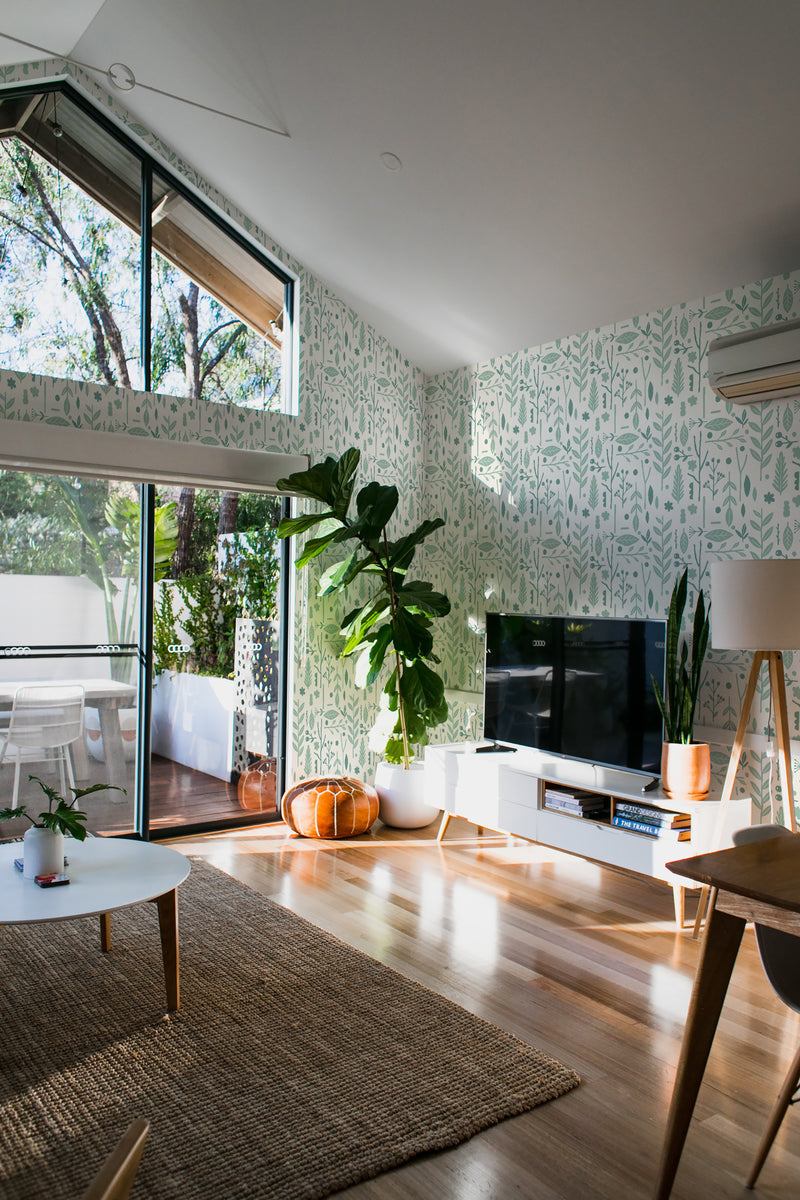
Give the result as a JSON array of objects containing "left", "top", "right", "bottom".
[{"left": 0, "top": 678, "right": 137, "bottom": 790}]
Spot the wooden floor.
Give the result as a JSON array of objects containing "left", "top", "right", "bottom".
[{"left": 162, "top": 818, "right": 800, "bottom": 1200}]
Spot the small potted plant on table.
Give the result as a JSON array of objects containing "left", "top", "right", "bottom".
[{"left": 0, "top": 776, "right": 122, "bottom": 878}]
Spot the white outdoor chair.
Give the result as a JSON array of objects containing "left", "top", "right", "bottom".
[{"left": 0, "top": 684, "right": 85, "bottom": 805}]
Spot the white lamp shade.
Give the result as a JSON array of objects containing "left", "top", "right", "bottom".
[{"left": 711, "top": 559, "right": 800, "bottom": 650}]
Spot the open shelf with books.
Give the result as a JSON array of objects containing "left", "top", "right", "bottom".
[{"left": 426, "top": 744, "right": 751, "bottom": 929}]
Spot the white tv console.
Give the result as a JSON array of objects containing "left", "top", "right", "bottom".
[{"left": 425, "top": 743, "right": 750, "bottom": 929}]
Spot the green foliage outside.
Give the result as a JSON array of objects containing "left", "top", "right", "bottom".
[
  {"left": 152, "top": 493, "right": 280, "bottom": 678},
  {"left": 277, "top": 448, "right": 450, "bottom": 765},
  {"left": 0, "top": 133, "right": 282, "bottom": 408},
  {"left": 0, "top": 124, "right": 284, "bottom": 681}
]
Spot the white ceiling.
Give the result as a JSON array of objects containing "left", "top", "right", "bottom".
[{"left": 2, "top": 1, "right": 800, "bottom": 376}]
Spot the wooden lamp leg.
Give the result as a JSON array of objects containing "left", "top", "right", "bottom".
[
  {"left": 692, "top": 653, "right": 764, "bottom": 940},
  {"left": 767, "top": 650, "right": 797, "bottom": 833}
]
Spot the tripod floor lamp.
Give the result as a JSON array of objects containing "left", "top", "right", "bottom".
[{"left": 692, "top": 558, "right": 800, "bottom": 936}]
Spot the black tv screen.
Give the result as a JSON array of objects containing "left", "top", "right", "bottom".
[{"left": 483, "top": 613, "right": 666, "bottom": 774}]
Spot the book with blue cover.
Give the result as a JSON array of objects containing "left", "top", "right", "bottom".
[{"left": 612, "top": 814, "right": 690, "bottom": 839}]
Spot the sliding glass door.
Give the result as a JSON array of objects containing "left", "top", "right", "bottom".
[
  {"left": 147, "top": 484, "right": 284, "bottom": 835},
  {"left": 0, "top": 471, "right": 142, "bottom": 835},
  {"left": 0, "top": 470, "right": 288, "bottom": 840}
]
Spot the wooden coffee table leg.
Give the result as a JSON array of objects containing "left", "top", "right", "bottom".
[
  {"left": 100, "top": 912, "right": 111, "bottom": 951},
  {"left": 155, "top": 888, "right": 180, "bottom": 1011}
]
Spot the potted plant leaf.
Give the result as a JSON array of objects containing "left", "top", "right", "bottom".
[
  {"left": 651, "top": 568, "right": 711, "bottom": 801},
  {"left": 277, "top": 448, "right": 450, "bottom": 827},
  {"left": 0, "top": 775, "right": 123, "bottom": 878}
]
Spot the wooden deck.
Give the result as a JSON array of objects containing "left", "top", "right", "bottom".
[
  {"left": 148, "top": 755, "right": 248, "bottom": 832},
  {"left": 0, "top": 753, "right": 274, "bottom": 838}
]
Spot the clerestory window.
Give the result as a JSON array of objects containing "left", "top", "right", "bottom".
[{"left": 0, "top": 83, "right": 294, "bottom": 412}]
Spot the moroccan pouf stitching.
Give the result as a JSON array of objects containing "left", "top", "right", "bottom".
[{"left": 281, "top": 775, "right": 379, "bottom": 838}]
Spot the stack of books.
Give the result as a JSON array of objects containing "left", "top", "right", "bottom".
[
  {"left": 543, "top": 787, "right": 611, "bottom": 821},
  {"left": 612, "top": 801, "right": 691, "bottom": 840}
]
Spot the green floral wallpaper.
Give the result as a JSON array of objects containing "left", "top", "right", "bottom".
[
  {"left": 1, "top": 59, "right": 799, "bottom": 821},
  {"left": 425, "top": 273, "right": 800, "bottom": 821}
]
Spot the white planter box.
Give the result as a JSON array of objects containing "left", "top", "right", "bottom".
[{"left": 151, "top": 672, "right": 235, "bottom": 782}]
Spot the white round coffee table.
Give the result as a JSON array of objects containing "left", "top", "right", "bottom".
[{"left": 0, "top": 837, "right": 190, "bottom": 1009}]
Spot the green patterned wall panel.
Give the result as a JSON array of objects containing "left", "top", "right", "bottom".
[{"left": 426, "top": 275, "right": 800, "bottom": 821}]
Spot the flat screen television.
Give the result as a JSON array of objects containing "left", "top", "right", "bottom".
[{"left": 483, "top": 613, "right": 666, "bottom": 775}]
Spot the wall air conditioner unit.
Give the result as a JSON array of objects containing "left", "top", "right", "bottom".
[{"left": 708, "top": 317, "right": 800, "bottom": 404}]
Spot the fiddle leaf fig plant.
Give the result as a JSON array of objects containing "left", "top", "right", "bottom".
[
  {"left": 651, "top": 568, "right": 710, "bottom": 744},
  {"left": 277, "top": 448, "right": 451, "bottom": 766},
  {"left": 0, "top": 775, "right": 124, "bottom": 840}
]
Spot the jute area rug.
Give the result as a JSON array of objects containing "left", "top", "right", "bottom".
[{"left": 1, "top": 857, "right": 579, "bottom": 1199}]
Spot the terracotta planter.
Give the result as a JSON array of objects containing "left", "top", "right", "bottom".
[
  {"left": 660, "top": 741, "right": 711, "bottom": 802},
  {"left": 237, "top": 757, "right": 278, "bottom": 813}
]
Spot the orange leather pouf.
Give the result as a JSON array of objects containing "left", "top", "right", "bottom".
[
  {"left": 237, "top": 757, "right": 278, "bottom": 814},
  {"left": 281, "top": 776, "right": 379, "bottom": 839}
]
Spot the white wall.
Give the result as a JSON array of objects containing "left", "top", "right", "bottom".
[{"left": 0, "top": 574, "right": 116, "bottom": 682}]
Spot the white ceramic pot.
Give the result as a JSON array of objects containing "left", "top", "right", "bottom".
[
  {"left": 374, "top": 761, "right": 440, "bottom": 829},
  {"left": 23, "top": 827, "right": 64, "bottom": 879}
]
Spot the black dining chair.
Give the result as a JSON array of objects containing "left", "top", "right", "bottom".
[{"left": 731, "top": 822, "right": 800, "bottom": 1188}]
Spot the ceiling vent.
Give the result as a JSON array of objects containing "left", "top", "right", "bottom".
[{"left": 708, "top": 318, "right": 800, "bottom": 404}]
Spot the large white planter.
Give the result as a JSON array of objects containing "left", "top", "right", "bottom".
[
  {"left": 23, "top": 827, "right": 64, "bottom": 879},
  {"left": 151, "top": 672, "right": 236, "bottom": 782},
  {"left": 374, "top": 761, "right": 440, "bottom": 829},
  {"left": 85, "top": 707, "right": 138, "bottom": 762}
]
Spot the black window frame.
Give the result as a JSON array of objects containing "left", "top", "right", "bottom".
[{"left": 0, "top": 79, "right": 296, "bottom": 839}]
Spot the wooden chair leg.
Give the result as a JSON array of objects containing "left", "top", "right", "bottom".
[
  {"left": 436, "top": 812, "right": 451, "bottom": 842},
  {"left": 100, "top": 913, "right": 111, "bottom": 952},
  {"left": 747, "top": 1040, "right": 800, "bottom": 1189}
]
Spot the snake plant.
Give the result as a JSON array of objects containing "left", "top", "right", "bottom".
[{"left": 651, "top": 569, "right": 710, "bottom": 744}]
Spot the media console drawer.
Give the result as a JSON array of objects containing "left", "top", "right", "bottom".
[{"left": 536, "top": 808, "right": 683, "bottom": 881}]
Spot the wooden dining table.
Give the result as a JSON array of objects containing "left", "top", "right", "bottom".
[
  {"left": 655, "top": 834, "right": 800, "bottom": 1198},
  {"left": 0, "top": 678, "right": 137, "bottom": 790}
]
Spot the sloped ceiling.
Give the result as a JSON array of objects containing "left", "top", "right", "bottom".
[{"left": 3, "top": 1, "right": 800, "bottom": 375}]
